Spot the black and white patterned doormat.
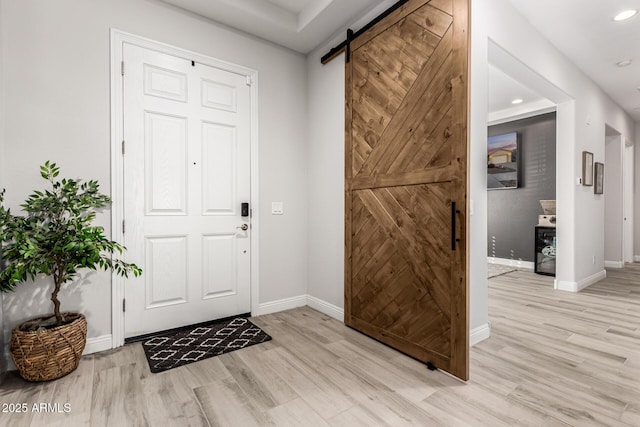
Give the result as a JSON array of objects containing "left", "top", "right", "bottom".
[{"left": 141, "top": 317, "right": 272, "bottom": 373}]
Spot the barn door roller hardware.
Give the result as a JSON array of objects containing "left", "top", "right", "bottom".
[{"left": 320, "top": 0, "right": 411, "bottom": 64}]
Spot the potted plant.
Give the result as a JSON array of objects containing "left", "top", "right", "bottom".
[{"left": 0, "top": 161, "right": 141, "bottom": 381}]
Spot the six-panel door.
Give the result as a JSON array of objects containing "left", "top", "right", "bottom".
[{"left": 123, "top": 44, "right": 251, "bottom": 338}]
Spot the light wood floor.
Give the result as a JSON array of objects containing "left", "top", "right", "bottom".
[{"left": 1, "top": 265, "right": 639, "bottom": 426}]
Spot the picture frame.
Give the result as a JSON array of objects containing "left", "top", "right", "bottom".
[
  {"left": 594, "top": 162, "right": 604, "bottom": 194},
  {"left": 487, "top": 131, "right": 519, "bottom": 189},
  {"left": 582, "top": 151, "right": 593, "bottom": 186}
]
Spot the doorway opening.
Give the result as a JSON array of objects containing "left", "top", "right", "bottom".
[{"left": 604, "top": 125, "right": 634, "bottom": 268}]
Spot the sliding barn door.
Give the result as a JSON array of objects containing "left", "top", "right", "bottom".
[{"left": 345, "top": 0, "right": 469, "bottom": 380}]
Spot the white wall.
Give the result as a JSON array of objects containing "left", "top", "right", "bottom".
[
  {"left": 604, "top": 135, "right": 623, "bottom": 265},
  {"left": 468, "top": 0, "right": 489, "bottom": 332},
  {"left": 485, "top": 0, "right": 636, "bottom": 290},
  {"left": 306, "top": 49, "right": 345, "bottom": 311},
  {"left": 0, "top": 0, "right": 307, "bottom": 355}
]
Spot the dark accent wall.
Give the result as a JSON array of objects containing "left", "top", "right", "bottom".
[{"left": 488, "top": 112, "right": 556, "bottom": 261}]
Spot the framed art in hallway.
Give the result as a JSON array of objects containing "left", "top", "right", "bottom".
[
  {"left": 582, "top": 151, "right": 593, "bottom": 186},
  {"left": 488, "top": 131, "right": 519, "bottom": 189},
  {"left": 594, "top": 162, "right": 604, "bottom": 194}
]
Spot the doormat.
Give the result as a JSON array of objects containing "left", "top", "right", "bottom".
[{"left": 141, "top": 317, "right": 271, "bottom": 373}]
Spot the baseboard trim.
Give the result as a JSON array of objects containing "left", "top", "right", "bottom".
[
  {"left": 306, "top": 295, "right": 344, "bottom": 322},
  {"left": 257, "top": 295, "right": 487, "bottom": 348},
  {"left": 604, "top": 260, "right": 624, "bottom": 269},
  {"left": 487, "top": 257, "right": 534, "bottom": 270},
  {"left": 470, "top": 322, "right": 491, "bottom": 346},
  {"left": 255, "top": 295, "right": 307, "bottom": 316},
  {"left": 254, "top": 294, "right": 344, "bottom": 321},
  {"left": 83, "top": 335, "right": 113, "bottom": 355},
  {"left": 556, "top": 270, "right": 606, "bottom": 292}
]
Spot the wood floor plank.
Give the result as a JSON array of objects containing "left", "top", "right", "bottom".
[
  {"left": 219, "top": 352, "right": 279, "bottom": 411},
  {"left": 266, "top": 398, "right": 330, "bottom": 427},
  {"left": 327, "top": 405, "right": 389, "bottom": 427},
  {"left": 0, "top": 372, "right": 43, "bottom": 427},
  {"left": 326, "top": 341, "right": 443, "bottom": 403},
  {"left": 90, "top": 363, "right": 151, "bottom": 426},
  {"left": 351, "top": 390, "right": 442, "bottom": 426},
  {"left": 233, "top": 349, "right": 299, "bottom": 407},
  {"left": 140, "top": 368, "right": 209, "bottom": 427},
  {"left": 258, "top": 347, "right": 355, "bottom": 419},
  {"left": 179, "top": 355, "right": 232, "bottom": 390},
  {"left": 194, "top": 377, "right": 272, "bottom": 427},
  {"left": 29, "top": 357, "right": 94, "bottom": 427}
]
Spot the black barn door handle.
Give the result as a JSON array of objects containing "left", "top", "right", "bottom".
[
  {"left": 451, "top": 202, "right": 456, "bottom": 250},
  {"left": 451, "top": 202, "right": 461, "bottom": 251}
]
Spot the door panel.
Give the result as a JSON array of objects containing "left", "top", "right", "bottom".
[
  {"left": 144, "top": 236, "right": 188, "bottom": 308},
  {"left": 202, "top": 122, "right": 237, "bottom": 215},
  {"left": 345, "top": 0, "right": 469, "bottom": 380},
  {"left": 123, "top": 44, "right": 251, "bottom": 338},
  {"left": 144, "top": 112, "right": 188, "bottom": 215},
  {"left": 202, "top": 233, "right": 237, "bottom": 298}
]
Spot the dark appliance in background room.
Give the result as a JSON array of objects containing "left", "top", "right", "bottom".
[{"left": 535, "top": 200, "right": 556, "bottom": 276}]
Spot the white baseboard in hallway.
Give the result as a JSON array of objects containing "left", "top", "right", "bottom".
[
  {"left": 84, "top": 335, "right": 114, "bottom": 355},
  {"left": 306, "top": 295, "right": 344, "bottom": 322},
  {"left": 470, "top": 323, "right": 491, "bottom": 346},
  {"left": 256, "top": 295, "right": 344, "bottom": 321},
  {"left": 256, "top": 295, "right": 307, "bottom": 316},
  {"left": 487, "top": 256, "right": 534, "bottom": 270},
  {"left": 604, "top": 261, "right": 624, "bottom": 269},
  {"left": 556, "top": 269, "right": 606, "bottom": 292}
]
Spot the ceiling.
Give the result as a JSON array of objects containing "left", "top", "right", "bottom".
[
  {"left": 160, "top": 0, "right": 389, "bottom": 54},
  {"left": 508, "top": 0, "right": 640, "bottom": 121},
  {"left": 487, "top": 65, "right": 554, "bottom": 123},
  {"left": 161, "top": 0, "right": 640, "bottom": 122}
]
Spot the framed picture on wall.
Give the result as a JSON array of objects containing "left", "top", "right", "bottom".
[
  {"left": 487, "top": 131, "right": 519, "bottom": 189},
  {"left": 594, "top": 162, "right": 604, "bottom": 194},
  {"left": 582, "top": 151, "right": 593, "bottom": 186}
]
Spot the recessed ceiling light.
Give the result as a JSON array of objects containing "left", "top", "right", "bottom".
[
  {"left": 511, "top": 98, "right": 523, "bottom": 105},
  {"left": 613, "top": 9, "right": 637, "bottom": 21},
  {"left": 616, "top": 59, "right": 633, "bottom": 67}
]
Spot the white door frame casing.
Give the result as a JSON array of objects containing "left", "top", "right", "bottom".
[
  {"left": 109, "top": 29, "right": 260, "bottom": 347},
  {"left": 623, "top": 141, "right": 634, "bottom": 264}
]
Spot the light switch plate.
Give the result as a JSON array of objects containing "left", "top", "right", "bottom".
[{"left": 272, "top": 202, "right": 284, "bottom": 215}]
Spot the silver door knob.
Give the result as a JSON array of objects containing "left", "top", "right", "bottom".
[{"left": 236, "top": 224, "right": 249, "bottom": 231}]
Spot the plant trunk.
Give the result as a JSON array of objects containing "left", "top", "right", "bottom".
[{"left": 51, "top": 276, "right": 63, "bottom": 326}]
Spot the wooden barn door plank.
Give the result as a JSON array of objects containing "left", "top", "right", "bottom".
[{"left": 345, "top": 0, "right": 469, "bottom": 380}]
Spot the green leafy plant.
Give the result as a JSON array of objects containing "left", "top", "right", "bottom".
[{"left": 0, "top": 161, "right": 141, "bottom": 328}]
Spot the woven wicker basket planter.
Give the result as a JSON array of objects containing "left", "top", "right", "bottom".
[{"left": 10, "top": 312, "right": 87, "bottom": 382}]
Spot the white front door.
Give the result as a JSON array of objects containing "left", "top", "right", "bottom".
[{"left": 122, "top": 43, "right": 251, "bottom": 338}]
